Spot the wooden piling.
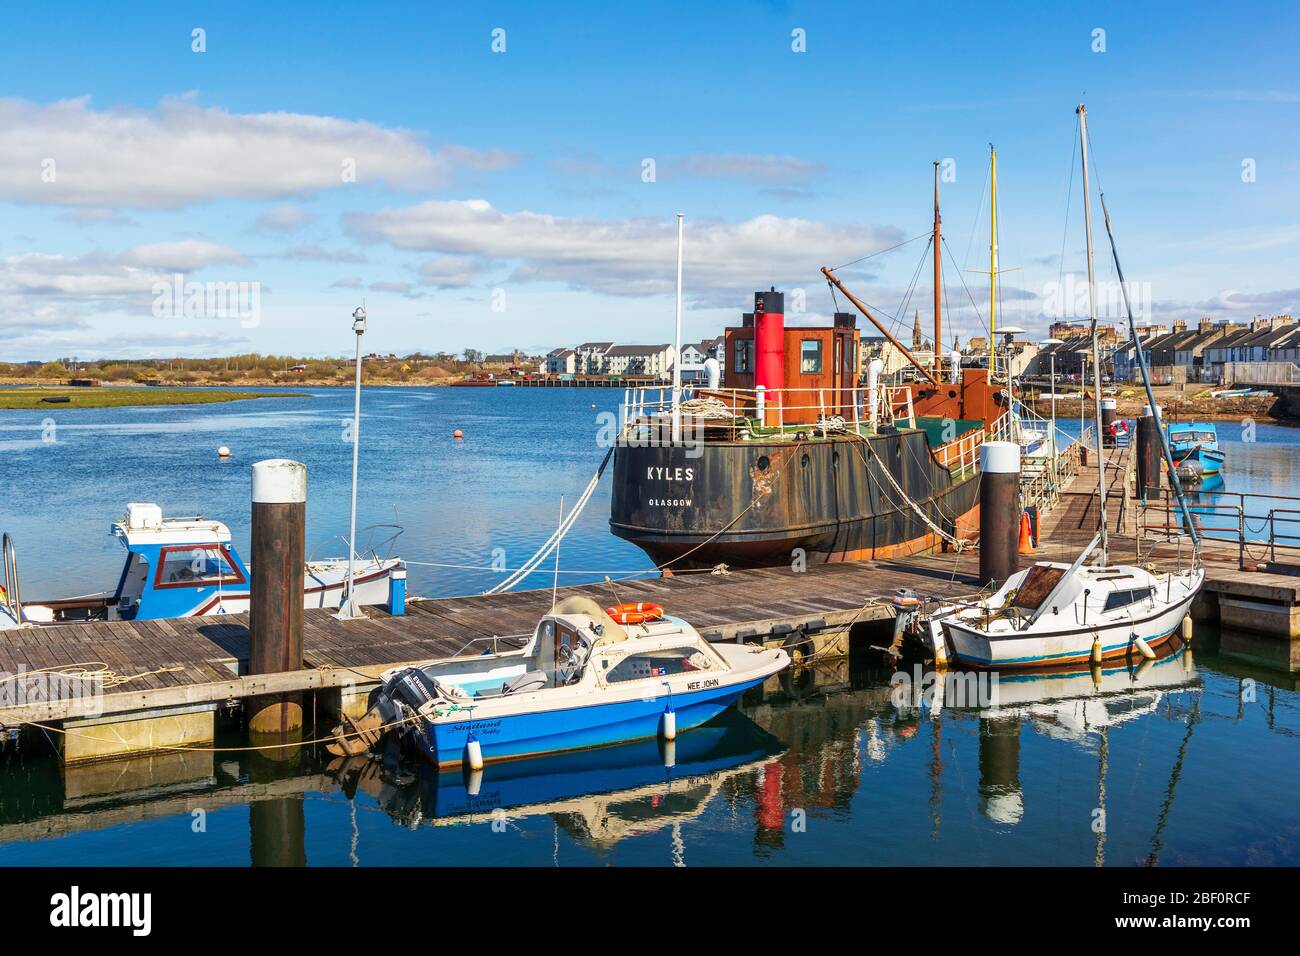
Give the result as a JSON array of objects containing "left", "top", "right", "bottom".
[
  {"left": 248, "top": 459, "right": 306, "bottom": 741},
  {"left": 1135, "top": 406, "right": 1162, "bottom": 500},
  {"left": 979, "top": 441, "right": 1020, "bottom": 588}
]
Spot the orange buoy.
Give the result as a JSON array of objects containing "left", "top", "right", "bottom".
[
  {"left": 1018, "top": 512, "right": 1035, "bottom": 555},
  {"left": 605, "top": 602, "right": 665, "bottom": 625},
  {"left": 453, "top": 429, "right": 463, "bottom": 440}
]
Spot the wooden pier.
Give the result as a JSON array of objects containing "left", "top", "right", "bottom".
[
  {"left": 6, "top": 436, "right": 1300, "bottom": 763},
  {"left": 0, "top": 556, "right": 981, "bottom": 761}
]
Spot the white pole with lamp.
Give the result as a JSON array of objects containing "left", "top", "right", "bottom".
[{"left": 336, "top": 306, "right": 367, "bottom": 620}]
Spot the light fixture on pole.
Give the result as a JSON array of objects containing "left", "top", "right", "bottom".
[{"left": 336, "top": 306, "right": 367, "bottom": 620}]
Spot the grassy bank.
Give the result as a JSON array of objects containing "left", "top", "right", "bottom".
[{"left": 0, "top": 387, "right": 307, "bottom": 410}]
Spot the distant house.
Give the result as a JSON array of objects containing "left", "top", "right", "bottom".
[
  {"left": 604, "top": 344, "right": 674, "bottom": 379},
  {"left": 573, "top": 342, "right": 614, "bottom": 374},
  {"left": 545, "top": 348, "right": 576, "bottom": 374},
  {"left": 676, "top": 336, "right": 725, "bottom": 382}
]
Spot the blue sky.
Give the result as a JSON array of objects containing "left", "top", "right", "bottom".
[{"left": 1, "top": 1, "right": 1297, "bottom": 361}]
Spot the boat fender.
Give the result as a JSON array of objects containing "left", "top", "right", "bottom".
[
  {"left": 1181, "top": 614, "right": 1193, "bottom": 643},
  {"left": 659, "top": 737, "right": 677, "bottom": 769},
  {"left": 464, "top": 733, "right": 484, "bottom": 771},
  {"left": 464, "top": 767, "right": 484, "bottom": 796},
  {"left": 660, "top": 703, "right": 677, "bottom": 741},
  {"left": 1131, "top": 633, "right": 1156, "bottom": 660},
  {"left": 1090, "top": 636, "right": 1103, "bottom": 665},
  {"left": 782, "top": 629, "right": 817, "bottom": 663}
]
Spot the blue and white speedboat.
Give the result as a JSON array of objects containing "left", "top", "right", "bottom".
[
  {"left": 332, "top": 596, "right": 789, "bottom": 767},
  {"left": 6, "top": 502, "right": 402, "bottom": 626},
  {"left": 1167, "top": 422, "right": 1224, "bottom": 478}
]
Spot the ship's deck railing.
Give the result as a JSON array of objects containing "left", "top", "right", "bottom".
[{"left": 620, "top": 384, "right": 916, "bottom": 440}]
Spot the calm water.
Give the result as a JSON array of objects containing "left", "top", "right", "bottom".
[{"left": 1, "top": 388, "right": 1299, "bottom": 866}]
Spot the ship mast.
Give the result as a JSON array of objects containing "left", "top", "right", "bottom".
[
  {"left": 932, "top": 161, "right": 942, "bottom": 379},
  {"left": 989, "top": 145, "right": 998, "bottom": 378},
  {"left": 1077, "top": 104, "right": 1109, "bottom": 564}
]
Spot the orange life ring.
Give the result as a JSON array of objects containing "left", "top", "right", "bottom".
[
  {"left": 1110, "top": 419, "right": 1129, "bottom": 437},
  {"left": 605, "top": 602, "right": 664, "bottom": 625}
]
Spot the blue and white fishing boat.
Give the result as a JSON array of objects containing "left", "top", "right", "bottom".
[
  {"left": 328, "top": 596, "right": 789, "bottom": 766},
  {"left": 6, "top": 502, "right": 402, "bottom": 626},
  {"left": 1167, "top": 422, "right": 1224, "bottom": 477}
]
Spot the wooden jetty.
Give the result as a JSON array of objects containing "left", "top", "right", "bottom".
[
  {"left": 0, "top": 557, "right": 980, "bottom": 762},
  {"left": 5, "top": 437, "right": 1300, "bottom": 764}
]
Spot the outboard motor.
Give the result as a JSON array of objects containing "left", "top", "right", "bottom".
[
  {"left": 889, "top": 587, "right": 921, "bottom": 655},
  {"left": 327, "top": 667, "right": 444, "bottom": 757}
]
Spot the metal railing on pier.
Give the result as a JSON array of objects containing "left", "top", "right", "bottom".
[
  {"left": 1139, "top": 487, "right": 1300, "bottom": 570},
  {"left": 1223, "top": 362, "right": 1300, "bottom": 386}
]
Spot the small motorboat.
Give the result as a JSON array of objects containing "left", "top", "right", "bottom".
[
  {"left": 328, "top": 596, "right": 789, "bottom": 766},
  {"left": 924, "top": 533, "right": 1203, "bottom": 670},
  {"left": 1167, "top": 422, "right": 1224, "bottom": 477},
  {"left": 4, "top": 502, "right": 403, "bottom": 626}
]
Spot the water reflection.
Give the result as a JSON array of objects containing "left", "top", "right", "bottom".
[
  {"left": 325, "top": 708, "right": 783, "bottom": 858},
  {"left": 2, "top": 642, "right": 1299, "bottom": 865}
]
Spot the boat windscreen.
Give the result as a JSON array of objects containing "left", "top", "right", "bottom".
[{"left": 1011, "top": 565, "right": 1066, "bottom": 611}]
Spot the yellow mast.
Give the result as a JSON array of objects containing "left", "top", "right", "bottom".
[{"left": 989, "top": 144, "right": 998, "bottom": 376}]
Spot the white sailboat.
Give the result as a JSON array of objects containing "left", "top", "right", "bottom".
[{"left": 929, "top": 105, "right": 1204, "bottom": 671}]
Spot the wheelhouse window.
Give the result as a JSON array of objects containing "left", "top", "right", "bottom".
[
  {"left": 734, "top": 338, "right": 753, "bottom": 373},
  {"left": 154, "top": 545, "right": 245, "bottom": 589},
  {"left": 800, "top": 339, "right": 823, "bottom": 374},
  {"left": 604, "top": 647, "right": 714, "bottom": 683},
  {"left": 1102, "top": 587, "right": 1155, "bottom": 612}
]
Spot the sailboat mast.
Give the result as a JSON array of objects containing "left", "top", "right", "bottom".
[
  {"left": 933, "top": 161, "right": 942, "bottom": 379},
  {"left": 1077, "top": 104, "right": 1109, "bottom": 564},
  {"left": 989, "top": 145, "right": 998, "bottom": 377}
]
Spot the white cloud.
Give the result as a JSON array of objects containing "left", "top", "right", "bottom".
[
  {"left": 252, "top": 204, "right": 316, "bottom": 233},
  {"left": 0, "top": 241, "right": 253, "bottom": 314},
  {"left": 344, "top": 199, "right": 902, "bottom": 299},
  {"left": 675, "top": 153, "right": 827, "bottom": 183},
  {"left": 121, "top": 240, "right": 248, "bottom": 271},
  {"left": 276, "top": 244, "right": 367, "bottom": 263},
  {"left": 58, "top": 208, "right": 140, "bottom": 228},
  {"left": 0, "top": 95, "right": 521, "bottom": 208},
  {"left": 418, "top": 255, "right": 482, "bottom": 288}
]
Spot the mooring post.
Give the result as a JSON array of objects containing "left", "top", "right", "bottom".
[
  {"left": 979, "top": 441, "right": 1021, "bottom": 589},
  {"left": 1100, "top": 397, "right": 1117, "bottom": 447},
  {"left": 248, "top": 458, "right": 307, "bottom": 742},
  {"left": 1136, "top": 405, "right": 1162, "bottom": 502}
]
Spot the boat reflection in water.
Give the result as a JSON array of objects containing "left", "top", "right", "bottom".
[
  {"left": 920, "top": 639, "right": 1201, "bottom": 860},
  {"left": 326, "top": 708, "right": 784, "bottom": 852}
]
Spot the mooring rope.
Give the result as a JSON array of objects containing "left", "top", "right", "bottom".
[{"left": 484, "top": 447, "right": 613, "bottom": 594}]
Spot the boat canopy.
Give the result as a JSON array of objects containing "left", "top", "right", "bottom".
[
  {"left": 552, "top": 595, "right": 628, "bottom": 645},
  {"left": 111, "top": 502, "right": 232, "bottom": 548}
]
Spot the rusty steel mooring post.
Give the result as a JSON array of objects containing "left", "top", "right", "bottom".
[
  {"left": 248, "top": 458, "right": 306, "bottom": 742},
  {"left": 979, "top": 441, "right": 1021, "bottom": 589}
]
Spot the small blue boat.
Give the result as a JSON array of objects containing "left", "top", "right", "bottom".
[
  {"left": 329, "top": 595, "right": 789, "bottom": 767},
  {"left": 6, "top": 502, "right": 402, "bottom": 626},
  {"left": 1167, "top": 422, "right": 1224, "bottom": 477}
]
